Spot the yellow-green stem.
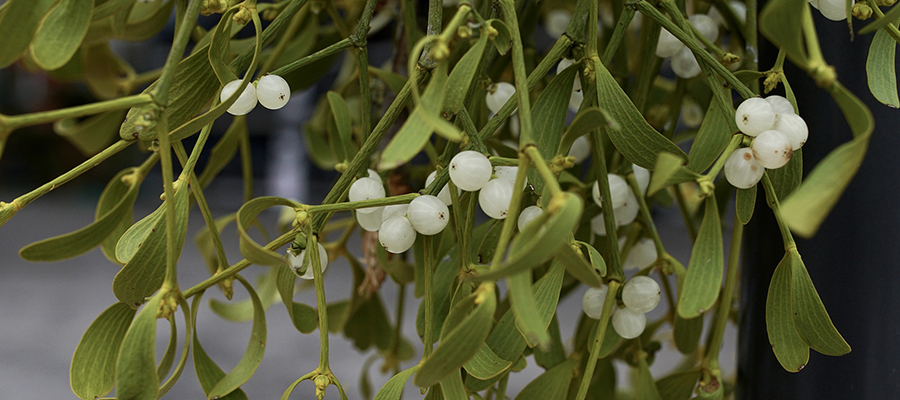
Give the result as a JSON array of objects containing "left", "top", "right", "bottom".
[{"left": 574, "top": 280, "right": 621, "bottom": 400}]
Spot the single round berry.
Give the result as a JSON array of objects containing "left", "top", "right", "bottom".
[
  {"left": 623, "top": 238, "right": 658, "bottom": 271},
  {"left": 734, "top": 98, "right": 776, "bottom": 137},
  {"left": 689, "top": 14, "right": 719, "bottom": 42},
  {"left": 614, "top": 190, "right": 640, "bottom": 226},
  {"left": 671, "top": 47, "right": 701, "bottom": 79},
  {"left": 592, "top": 174, "right": 629, "bottom": 209},
  {"left": 356, "top": 207, "right": 384, "bottom": 232},
  {"left": 568, "top": 136, "right": 590, "bottom": 163},
  {"left": 544, "top": 9, "right": 572, "bottom": 38},
  {"left": 568, "top": 88, "right": 584, "bottom": 112},
  {"left": 622, "top": 276, "right": 661, "bottom": 313},
  {"left": 407, "top": 195, "right": 450, "bottom": 235},
  {"left": 752, "top": 130, "right": 793, "bottom": 169},
  {"left": 367, "top": 168, "right": 383, "bottom": 183},
  {"left": 581, "top": 286, "right": 609, "bottom": 319},
  {"left": 349, "top": 177, "right": 385, "bottom": 213},
  {"left": 557, "top": 58, "right": 582, "bottom": 91},
  {"left": 817, "top": 0, "right": 848, "bottom": 21},
  {"left": 288, "top": 242, "right": 328, "bottom": 280},
  {"left": 656, "top": 28, "right": 685, "bottom": 58},
  {"left": 425, "top": 171, "right": 454, "bottom": 206},
  {"left": 479, "top": 179, "right": 515, "bottom": 219},
  {"left": 221, "top": 79, "right": 258, "bottom": 116},
  {"left": 494, "top": 166, "right": 527, "bottom": 189},
  {"left": 379, "top": 216, "right": 416, "bottom": 254},
  {"left": 612, "top": 306, "right": 647, "bottom": 339},
  {"left": 486, "top": 82, "right": 516, "bottom": 115},
  {"left": 256, "top": 74, "right": 291, "bottom": 110},
  {"left": 632, "top": 164, "right": 651, "bottom": 196},
  {"left": 724, "top": 148, "right": 765, "bottom": 189},
  {"left": 381, "top": 204, "right": 409, "bottom": 223},
  {"left": 591, "top": 213, "right": 608, "bottom": 236},
  {"left": 765, "top": 95, "right": 795, "bottom": 116},
  {"left": 450, "top": 151, "right": 493, "bottom": 191},
  {"left": 772, "top": 113, "right": 808, "bottom": 150},
  {"left": 517, "top": 205, "right": 543, "bottom": 231}
]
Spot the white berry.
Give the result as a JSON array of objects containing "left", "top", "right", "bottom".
[
  {"left": 486, "top": 82, "right": 516, "bottom": 115},
  {"left": 425, "top": 171, "right": 453, "bottom": 206},
  {"left": 288, "top": 242, "right": 328, "bottom": 280},
  {"left": 612, "top": 306, "right": 647, "bottom": 339},
  {"left": 752, "top": 130, "right": 793, "bottom": 169},
  {"left": 582, "top": 286, "right": 609, "bottom": 319},
  {"left": 592, "top": 174, "right": 629, "bottom": 209},
  {"left": 407, "top": 195, "right": 450, "bottom": 235},
  {"left": 545, "top": 9, "right": 572, "bottom": 38},
  {"left": 689, "top": 14, "right": 719, "bottom": 42},
  {"left": 671, "top": 47, "right": 701, "bottom": 79},
  {"left": 450, "top": 151, "right": 493, "bottom": 191},
  {"left": 221, "top": 79, "right": 258, "bottom": 116},
  {"left": 479, "top": 179, "right": 515, "bottom": 219},
  {"left": 656, "top": 28, "right": 685, "bottom": 58},
  {"left": 557, "top": 58, "right": 582, "bottom": 91},
  {"left": 622, "top": 276, "right": 661, "bottom": 313},
  {"left": 632, "top": 164, "right": 650, "bottom": 196},
  {"left": 349, "top": 177, "right": 385, "bottom": 213},
  {"left": 772, "top": 113, "right": 808, "bottom": 150},
  {"left": 256, "top": 74, "right": 291, "bottom": 110},
  {"left": 765, "top": 95, "right": 795, "bottom": 116},
  {"left": 568, "top": 136, "right": 590, "bottom": 163},
  {"left": 614, "top": 190, "right": 640, "bottom": 226},
  {"left": 817, "top": 0, "right": 848, "bottom": 21},
  {"left": 591, "top": 213, "right": 608, "bottom": 236},
  {"left": 494, "top": 166, "right": 527, "bottom": 189},
  {"left": 568, "top": 87, "right": 584, "bottom": 112},
  {"left": 381, "top": 204, "right": 409, "bottom": 223},
  {"left": 724, "top": 148, "right": 765, "bottom": 189},
  {"left": 734, "top": 97, "right": 776, "bottom": 137},
  {"left": 623, "top": 238, "right": 658, "bottom": 271},
  {"left": 367, "top": 168, "right": 383, "bottom": 183},
  {"left": 356, "top": 207, "right": 384, "bottom": 232},
  {"left": 517, "top": 205, "right": 543, "bottom": 231},
  {"left": 379, "top": 216, "right": 416, "bottom": 254}
]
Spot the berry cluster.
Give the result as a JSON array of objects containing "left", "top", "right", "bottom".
[
  {"left": 219, "top": 74, "right": 291, "bottom": 116},
  {"left": 589, "top": 164, "right": 650, "bottom": 236},
  {"left": 582, "top": 275, "right": 662, "bottom": 339},
  {"left": 656, "top": 14, "right": 719, "bottom": 79},
  {"left": 725, "top": 96, "right": 808, "bottom": 189}
]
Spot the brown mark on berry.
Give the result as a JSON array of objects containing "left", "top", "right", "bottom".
[
  {"left": 279, "top": 94, "right": 285, "bottom": 100},
  {"left": 743, "top": 152, "right": 753, "bottom": 161},
  {"left": 741, "top": 113, "right": 750, "bottom": 125},
  {"left": 438, "top": 212, "right": 446, "bottom": 220}
]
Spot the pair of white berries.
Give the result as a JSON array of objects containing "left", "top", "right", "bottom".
[
  {"left": 582, "top": 276, "right": 661, "bottom": 339},
  {"left": 656, "top": 14, "right": 719, "bottom": 79},
  {"left": 725, "top": 96, "right": 808, "bottom": 188},
  {"left": 447, "top": 151, "right": 523, "bottom": 220},
  {"left": 589, "top": 165, "right": 649, "bottom": 236},
  {"left": 219, "top": 75, "right": 291, "bottom": 116}
]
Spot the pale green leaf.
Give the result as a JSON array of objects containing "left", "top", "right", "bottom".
[
  {"left": 735, "top": 186, "right": 756, "bottom": 225},
  {"left": 687, "top": 101, "right": 733, "bottom": 173},
  {"left": 514, "top": 358, "right": 575, "bottom": 400},
  {"left": 488, "top": 19, "right": 511, "bottom": 55},
  {"left": 866, "top": 29, "right": 899, "bottom": 108},
  {"left": 788, "top": 251, "right": 851, "bottom": 356},
  {"left": 29, "top": 0, "right": 93, "bottom": 70},
  {"left": 556, "top": 108, "right": 619, "bottom": 157},
  {"left": 53, "top": 109, "right": 126, "bottom": 156},
  {"left": 635, "top": 357, "right": 662, "bottom": 400},
  {"left": 508, "top": 270, "right": 551, "bottom": 349},
  {"left": 576, "top": 240, "right": 608, "bottom": 277},
  {"left": 648, "top": 152, "right": 701, "bottom": 196},
  {"left": 115, "top": 295, "right": 162, "bottom": 400},
  {"left": 766, "top": 253, "right": 810, "bottom": 372},
  {"left": 327, "top": 91, "right": 354, "bottom": 162},
  {"left": 656, "top": 370, "right": 700, "bottom": 400},
  {"left": 555, "top": 242, "right": 603, "bottom": 287},
  {"left": 0, "top": 0, "right": 55, "bottom": 68},
  {"left": 191, "top": 293, "right": 249, "bottom": 400},
  {"left": 532, "top": 63, "right": 577, "bottom": 161},
  {"left": 373, "top": 366, "right": 419, "bottom": 400},
  {"left": 677, "top": 196, "right": 723, "bottom": 318},
  {"left": 208, "top": 275, "right": 268, "bottom": 399},
  {"left": 673, "top": 314, "right": 703, "bottom": 354},
  {"left": 443, "top": 34, "right": 489, "bottom": 113},
  {"left": 440, "top": 370, "right": 468, "bottom": 400},
  {"left": 237, "top": 197, "right": 298, "bottom": 267},
  {"left": 70, "top": 303, "right": 137, "bottom": 400},
  {"left": 759, "top": 0, "right": 811, "bottom": 67}
]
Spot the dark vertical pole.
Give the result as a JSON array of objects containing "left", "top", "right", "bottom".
[{"left": 739, "top": 12, "right": 900, "bottom": 400}]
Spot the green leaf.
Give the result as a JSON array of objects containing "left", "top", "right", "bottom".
[
  {"left": 29, "top": 0, "right": 93, "bottom": 70},
  {"left": 440, "top": 370, "right": 468, "bottom": 400},
  {"left": 781, "top": 82, "right": 874, "bottom": 237},
  {"left": 555, "top": 242, "right": 604, "bottom": 287},
  {"left": 208, "top": 8, "right": 240, "bottom": 85},
  {"left": 463, "top": 344, "right": 513, "bottom": 380},
  {"left": 157, "top": 297, "right": 192, "bottom": 398},
  {"left": 673, "top": 314, "right": 704, "bottom": 354},
  {"left": 207, "top": 275, "right": 268, "bottom": 399},
  {"left": 514, "top": 358, "right": 575, "bottom": 400},
  {"left": 648, "top": 152, "right": 701, "bottom": 196},
  {"left": 370, "top": 67, "right": 408, "bottom": 94},
  {"left": 766, "top": 253, "right": 809, "bottom": 372},
  {"left": 417, "top": 247, "right": 459, "bottom": 341},
  {"left": 414, "top": 286, "right": 497, "bottom": 387},
  {"left": 592, "top": 58, "right": 686, "bottom": 169},
  {"left": 532, "top": 63, "right": 577, "bottom": 161},
  {"left": 198, "top": 118, "right": 245, "bottom": 187},
  {"left": 488, "top": 19, "right": 512, "bottom": 55},
  {"left": 533, "top": 316, "right": 566, "bottom": 369},
  {"left": 687, "top": 101, "right": 734, "bottom": 173},
  {"left": 157, "top": 317, "right": 178, "bottom": 382},
  {"left": 443, "top": 34, "right": 489, "bottom": 113},
  {"left": 735, "top": 186, "right": 756, "bottom": 225},
  {"left": 635, "top": 357, "right": 662, "bottom": 400},
  {"left": 237, "top": 197, "right": 298, "bottom": 266},
  {"left": 53, "top": 109, "right": 126, "bottom": 156},
  {"left": 768, "top": 148, "right": 802, "bottom": 199},
  {"left": 859, "top": 3, "right": 900, "bottom": 34},
  {"left": 508, "top": 270, "right": 551, "bottom": 349},
  {"left": 210, "top": 269, "right": 279, "bottom": 322},
  {"left": 70, "top": 303, "right": 137, "bottom": 399},
  {"left": 677, "top": 195, "right": 723, "bottom": 319},
  {"left": 21, "top": 166, "right": 141, "bottom": 261},
  {"left": 656, "top": 370, "right": 700, "bottom": 400},
  {"left": 788, "top": 251, "right": 851, "bottom": 356},
  {"left": 275, "top": 265, "right": 318, "bottom": 334},
  {"left": 759, "top": 0, "right": 811, "bottom": 67},
  {"left": 327, "top": 91, "right": 354, "bottom": 162},
  {"left": 115, "top": 295, "right": 162, "bottom": 400},
  {"left": 113, "top": 180, "right": 190, "bottom": 307},
  {"left": 476, "top": 221, "right": 503, "bottom": 265},
  {"left": 866, "top": 29, "right": 900, "bottom": 108},
  {"left": 342, "top": 259, "right": 393, "bottom": 350},
  {"left": 191, "top": 293, "right": 249, "bottom": 400},
  {"left": 373, "top": 366, "right": 419, "bottom": 400},
  {"left": 556, "top": 108, "right": 619, "bottom": 157},
  {"left": 82, "top": 42, "right": 132, "bottom": 99},
  {"left": 0, "top": 0, "right": 55, "bottom": 68}
]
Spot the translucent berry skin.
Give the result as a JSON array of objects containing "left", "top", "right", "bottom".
[
  {"left": 724, "top": 148, "right": 765, "bottom": 189},
  {"left": 614, "top": 190, "right": 640, "bottom": 226},
  {"left": 752, "top": 130, "right": 793, "bottom": 169},
  {"left": 772, "top": 113, "right": 808, "bottom": 150},
  {"left": 734, "top": 98, "right": 776, "bottom": 136},
  {"left": 656, "top": 28, "right": 685, "bottom": 58},
  {"left": 632, "top": 164, "right": 651, "bottom": 196},
  {"left": 623, "top": 238, "right": 658, "bottom": 271},
  {"left": 568, "top": 136, "right": 590, "bottom": 163},
  {"left": 582, "top": 286, "right": 609, "bottom": 319},
  {"left": 671, "top": 47, "right": 701, "bottom": 79},
  {"left": 622, "top": 276, "right": 661, "bottom": 313},
  {"left": 381, "top": 204, "right": 409, "bottom": 223},
  {"left": 425, "top": 171, "right": 454, "bottom": 206},
  {"left": 689, "top": 14, "right": 719, "bottom": 42},
  {"left": 356, "top": 207, "right": 384, "bottom": 232},
  {"left": 407, "top": 195, "right": 450, "bottom": 235},
  {"left": 349, "top": 177, "right": 385, "bottom": 213},
  {"left": 486, "top": 82, "right": 516, "bottom": 115},
  {"left": 817, "top": 0, "right": 848, "bottom": 21},
  {"left": 765, "top": 95, "right": 795, "bottom": 116},
  {"left": 221, "top": 79, "right": 258, "bottom": 116},
  {"left": 593, "top": 174, "right": 629, "bottom": 209},
  {"left": 256, "top": 74, "right": 291, "bottom": 110},
  {"left": 379, "top": 216, "right": 416, "bottom": 254},
  {"left": 556, "top": 58, "right": 582, "bottom": 91},
  {"left": 449, "top": 151, "right": 493, "bottom": 191},
  {"left": 612, "top": 306, "right": 647, "bottom": 339},
  {"left": 288, "top": 242, "right": 328, "bottom": 280},
  {"left": 517, "top": 205, "right": 543, "bottom": 231},
  {"left": 494, "top": 166, "right": 527, "bottom": 189},
  {"left": 479, "top": 179, "right": 515, "bottom": 219}
]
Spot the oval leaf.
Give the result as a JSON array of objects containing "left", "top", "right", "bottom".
[
  {"left": 513, "top": 358, "right": 575, "bottom": 400},
  {"left": 788, "top": 251, "right": 851, "bottom": 356},
  {"left": 866, "top": 29, "right": 899, "bottom": 108},
  {"left": 115, "top": 295, "right": 162, "bottom": 400},
  {"left": 0, "top": 0, "right": 56, "bottom": 68},
  {"left": 237, "top": 197, "right": 298, "bottom": 267},
  {"left": 677, "top": 195, "right": 723, "bottom": 319},
  {"left": 766, "top": 253, "right": 810, "bottom": 372},
  {"left": 70, "top": 302, "right": 137, "bottom": 400},
  {"left": 443, "top": 34, "right": 489, "bottom": 113},
  {"left": 29, "top": 0, "right": 93, "bottom": 70}
]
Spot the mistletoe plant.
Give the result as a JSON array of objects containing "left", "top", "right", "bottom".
[{"left": 0, "top": 0, "right": 895, "bottom": 398}]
